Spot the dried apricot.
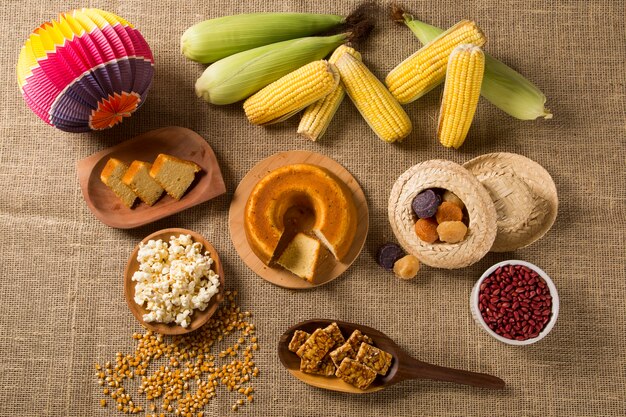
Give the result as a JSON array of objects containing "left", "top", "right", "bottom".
[
  {"left": 436, "top": 201, "right": 463, "bottom": 224},
  {"left": 442, "top": 190, "right": 464, "bottom": 210},
  {"left": 437, "top": 221, "right": 468, "bottom": 243},
  {"left": 393, "top": 255, "right": 420, "bottom": 280},
  {"left": 414, "top": 218, "right": 439, "bottom": 243}
]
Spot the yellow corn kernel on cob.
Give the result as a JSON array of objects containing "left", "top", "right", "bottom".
[
  {"left": 243, "top": 60, "right": 339, "bottom": 125},
  {"left": 297, "top": 45, "right": 362, "bottom": 141},
  {"left": 385, "top": 20, "right": 485, "bottom": 104},
  {"left": 334, "top": 53, "right": 412, "bottom": 143},
  {"left": 437, "top": 44, "right": 485, "bottom": 149}
]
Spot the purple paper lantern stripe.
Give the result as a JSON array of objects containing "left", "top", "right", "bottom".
[{"left": 48, "top": 58, "right": 153, "bottom": 132}]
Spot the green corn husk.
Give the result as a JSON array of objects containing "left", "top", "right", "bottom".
[
  {"left": 181, "top": 13, "right": 345, "bottom": 63},
  {"left": 195, "top": 34, "right": 347, "bottom": 105},
  {"left": 394, "top": 8, "right": 552, "bottom": 120}
]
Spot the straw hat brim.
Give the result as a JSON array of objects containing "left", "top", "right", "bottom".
[
  {"left": 463, "top": 152, "right": 558, "bottom": 252},
  {"left": 388, "top": 160, "right": 497, "bottom": 269}
]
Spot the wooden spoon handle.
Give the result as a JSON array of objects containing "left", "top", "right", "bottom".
[{"left": 403, "top": 359, "right": 505, "bottom": 389}]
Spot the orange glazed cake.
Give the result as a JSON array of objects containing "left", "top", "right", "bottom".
[
  {"left": 149, "top": 154, "right": 201, "bottom": 200},
  {"left": 244, "top": 163, "right": 357, "bottom": 269},
  {"left": 122, "top": 161, "right": 164, "bottom": 206},
  {"left": 100, "top": 158, "right": 138, "bottom": 208}
]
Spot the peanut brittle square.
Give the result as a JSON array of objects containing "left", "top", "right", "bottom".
[
  {"left": 288, "top": 330, "right": 310, "bottom": 354},
  {"left": 335, "top": 358, "right": 377, "bottom": 390},
  {"left": 324, "top": 322, "right": 345, "bottom": 347},
  {"left": 296, "top": 329, "right": 335, "bottom": 372},
  {"left": 329, "top": 342, "right": 355, "bottom": 368},
  {"left": 302, "top": 356, "right": 336, "bottom": 377},
  {"left": 346, "top": 329, "right": 373, "bottom": 350},
  {"left": 355, "top": 343, "right": 393, "bottom": 375}
]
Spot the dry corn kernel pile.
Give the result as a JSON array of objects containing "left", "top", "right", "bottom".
[{"left": 94, "top": 290, "right": 259, "bottom": 415}]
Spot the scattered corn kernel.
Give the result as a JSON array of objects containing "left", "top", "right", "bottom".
[
  {"left": 92, "top": 290, "right": 259, "bottom": 415},
  {"left": 437, "top": 221, "right": 468, "bottom": 243},
  {"left": 100, "top": 399, "right": 106, "bottom": 407}
]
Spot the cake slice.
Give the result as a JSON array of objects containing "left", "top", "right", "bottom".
[
  {"left": 277, "top": 233, "right": 328, "bottom": 282},
  {"left": 100, "top": 158, "right": 137, "bottom": 208},
  {"left": 122, "top": 161, "right": 164, "bottom": 206},
  {"left": 149, "top": 154, "right": 201, "bottom": 200}
]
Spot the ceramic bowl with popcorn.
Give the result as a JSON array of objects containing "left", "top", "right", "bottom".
[{"left": 124, "top": 228, "right": 224, "bottom": 335}]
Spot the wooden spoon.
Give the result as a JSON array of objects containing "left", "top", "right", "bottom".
[
  {"left": 124, "top": 228, "right": 225, "bottom": 335},
  {"left": 278, "top": 319, "right": 505, "bottom": 393}
]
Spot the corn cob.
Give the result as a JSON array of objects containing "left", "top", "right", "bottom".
[
  {"left": 196, "top": 35, "right": 347, "bottom": 105},
  {"left": 297, "top": 45, "right": 362, "bottom": 141},
  {"left": 335, "top": 53, "right": 412, "bottom": 142},
  {"left": 438, "top": 44, "right": 485, "bottom": 149},
  {"left": 243, "top": 60, "right": 340, "bottom": 125},
  {"left": 182, "top": 13, "right": 345, "bottom": 63},
  {"left": 392, "top": 7, "right": 552, "bottom": 120},
  {"left": 385, "top": 20, "right": 486, "bottom": 104}
]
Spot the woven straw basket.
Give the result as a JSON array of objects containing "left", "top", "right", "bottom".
[
  {"left": 463, "top": 152, "right": 558, "bottom": 252},
  {"left": 388, "top": 160, "right": 498, "bottom": 269}
]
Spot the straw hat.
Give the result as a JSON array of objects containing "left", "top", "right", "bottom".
[
  {"left": 463, "top": 153, "right": 558, "bottom": 252},
  {"left": 388, "top": 160, "right": 497, "bottom": 269}
]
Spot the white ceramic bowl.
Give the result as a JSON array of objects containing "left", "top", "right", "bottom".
[{"left": 470, "top": 260, "right": 559, "bottom": 345}]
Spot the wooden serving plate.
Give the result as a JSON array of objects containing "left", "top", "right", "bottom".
[
  {"left": 77, "top": 126, "right": 226, "bottom": 229},
  {"left": 228, "top": 150, "right": 369, "bottom": 289},
  {"left": 124, "top": 228, "right": 225, "bottom": 335}
]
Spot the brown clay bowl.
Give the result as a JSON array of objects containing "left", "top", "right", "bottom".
[{"left": 124, "top": 228, "right": 224, "bottom": 335}]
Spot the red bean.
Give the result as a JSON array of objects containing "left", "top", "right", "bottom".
[{"left": 479, "top": 264, "right": 552, "bottom": 341}]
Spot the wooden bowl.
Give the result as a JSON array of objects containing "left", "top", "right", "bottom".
[
  {"left": 228, "top": 150, "right": 369, "bottom": 289},
  {"left": 123, "top": 228, "right": 225, "bottom": 335},
  {"left": 77, "top": 126, "right": 226, "bottom": 229}
]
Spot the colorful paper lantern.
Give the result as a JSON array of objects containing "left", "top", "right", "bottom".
[{"left": 16, "top": 8, "right": 154, "bottom": 132}]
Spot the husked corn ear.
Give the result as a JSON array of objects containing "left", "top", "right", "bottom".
[
  {"left": 244, "top": 60, "right": 340, "bottom": 125},
  {"left": 297, "top": 45, "right": 362, "bottom": 141},
  {"left": 438, "top": 44, "right": 485, "bottom": 149},
  {"left": 392, "top": 11, "right": 552, "bottom": 120},
  {"left": 335, "top": 53, "right": 412, "bottom": 142},
  {"left": 386, "top": 20, "right": 486, "bottom": 104}
]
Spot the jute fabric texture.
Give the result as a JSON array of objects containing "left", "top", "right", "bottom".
[{"left": 0, "top": 0, "right": 624, "bottom": 416}]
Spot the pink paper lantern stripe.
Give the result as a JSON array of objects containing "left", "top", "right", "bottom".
[{"left": 17, "top": 8, "right": 154, "bottom": 132}]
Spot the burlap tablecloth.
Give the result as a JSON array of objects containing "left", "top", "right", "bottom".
[{"left": 1, "top": 0, "right": 624, "bottom": 416}]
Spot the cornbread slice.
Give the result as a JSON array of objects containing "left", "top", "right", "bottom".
[
  {"left": 149, "top": 154, "right": 201, "bottom": 200},
  {"left": 277, "top": 233, "right": 328, "bottom": 283},
  {"left": 122, "top": 161, "right": 164, "bottom": 206},
  {"left": 100, "top": 158, "right": 138, "bottom": 208}
]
